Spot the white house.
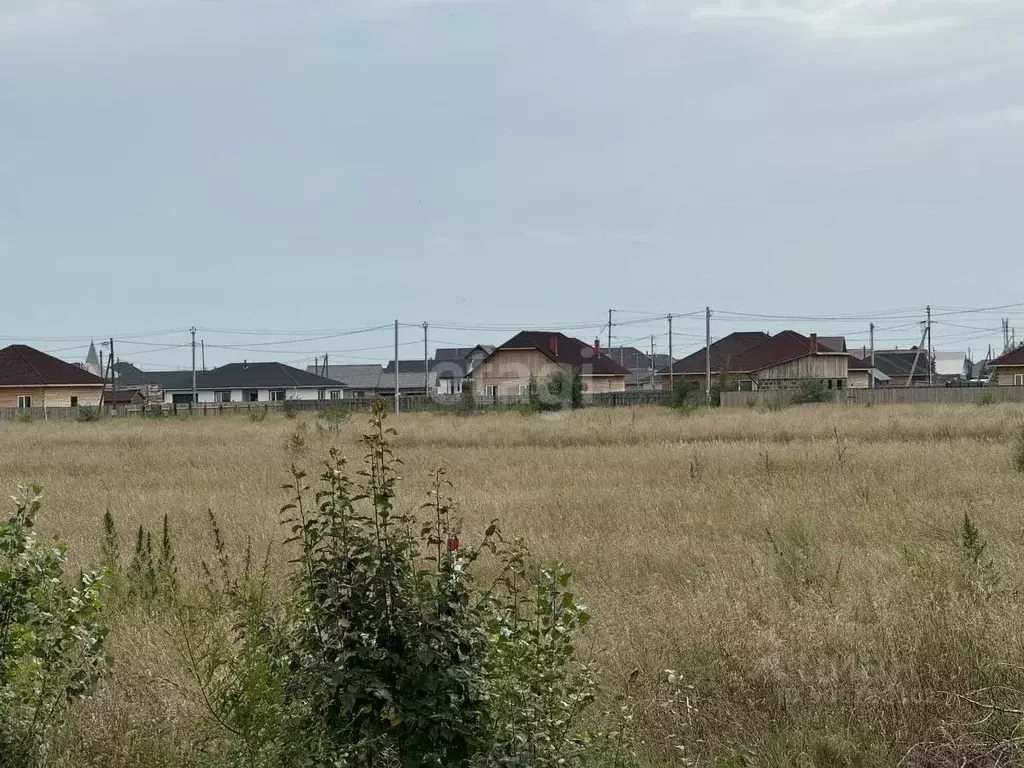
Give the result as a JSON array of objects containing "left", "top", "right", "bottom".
[{"left": 158, "top": 362, "right": 345, "bottom": 405}]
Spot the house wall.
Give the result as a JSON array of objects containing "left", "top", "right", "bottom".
[
  {"left": 162, "top": 386, "right": 343, "bottom": 404},
  {"left": 584, "top": 375, "right": 627, "bottom": 393},
  {"left": 995, "top": 366, "right": 1024, "bottom": 386},
  {"left": 437, "top": 378, "right": 463, "bottom": 395},
  {"left": 472, "top": 350, "right": 560, "bottom": 396},
  {"left": 0, "top": 386, "right": 103, "bottom": 408},
  {"left": 847, "top": 370, "right": 870, "bottom": 389},
  {"left": 756, "top": 355, "right": 848, "bottom": 382}
]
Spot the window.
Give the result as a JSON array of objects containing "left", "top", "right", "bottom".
[
  {"left": 317, "top": 388, "right": 326, "bottom": 400},
  {"left": 518, "top": 384, "right": 529, "bottom": 396},
  {"left": 244, "top": 390, "right": 258, "bottom": 402},
  {"left": 17, "top": 395, "right": 31, "bottom": 409},
  {"left": 215, "top": 391, "right": 231, "bottom": 403},
  {"left": 329, "top": 390, "right": 342, "bottom": 400},
  {"left": 352, "top": 390, "right": 365, "bottom": 399},
  {"left": 836, "top": 379, "right": 844, "bottom": 390},
  {"left": 485, "top": 385, "right": 498, "bottom": 398},
  {"left": 1015, "top": 374, "right": 1024, "bottom": 386},
  {"left": 270, "top": 389, "right": 286, "bottom": 402},
  {"left": 70, "top": 396, "right": 78, "bottom": 407}
]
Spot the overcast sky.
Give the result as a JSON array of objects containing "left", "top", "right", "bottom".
[{"left": 2, "top": 0, "right": 1022, "bottom": 368}]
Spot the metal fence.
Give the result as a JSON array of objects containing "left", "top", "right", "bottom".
[
  {"left": 721, "top": 386, "right": 1024, "bottom": 408},
  {"left": 0, "top": 389, "right": 675, "bottom": 422}
]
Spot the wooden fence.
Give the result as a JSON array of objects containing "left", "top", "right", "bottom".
[
  {"left": 0, "top": 389, "right": 675, "bottom": 422},
  {"left": 721, "top": 386, "right": 1024, "bottom": 408}
]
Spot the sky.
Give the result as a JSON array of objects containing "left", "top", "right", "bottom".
[{"left": 2, "top": 0, "right": 1023, "bottom": 369}]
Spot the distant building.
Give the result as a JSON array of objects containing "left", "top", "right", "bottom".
[
  {"left": 83, "top": 341, "right": 103, "bottom": 377},
  {"left": 601, "top": 346, "right": 674, "bottom": 390},
  {"left": 131, "top": 362, "right": 345, "bottom": 405},
  {"left": 468, "top": 332, "right": 629, "bottom": 397},
  {"left": 988, "top": 346, "right": 1024, "bottom": 387},
  {"left": 0, "top": 345, "right": 105, "bottom": 408}
]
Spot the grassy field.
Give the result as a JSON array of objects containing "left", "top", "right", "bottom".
[{"left": 4, "top": 404, "right": 1024, "bottom": 765}]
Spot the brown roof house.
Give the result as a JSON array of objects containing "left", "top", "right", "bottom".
[
  {"left": 727, "top": 331, "right": 850, "bottom": 392},
  {"left": 0, "top": 345, "right": 105, "bottom": 409},
  {"left": 657, "top": 332, "right": 770, "bottom": 390},
  {"left": 469, "top": 331, "right": 629, "bottom": 398},
  {"left": 988, "top": 346, "right": 1024, "bottom": 387}
]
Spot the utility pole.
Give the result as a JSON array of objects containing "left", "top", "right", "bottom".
[
  {"left": 422, "top": 322, "right": 429, "bottom": 396},
  {"left": 190, "top": 327, "right": 197, "bottom": 405},
  {"left": 905, "top": 321, "right": 929, "bottom": 388},
  {"left": 323, "top": 352, "right": 329, "bottom": 378},
  {"left": 926, "top": 305, "right": 933, "bottom": 387},
  {"left": 607, "top": 309, "right": 613, "bottom": 357},
  {"left": 869, "top": 323, "right": 875, "bottom": 389},
  {"left": 394, "top": 320, "right": 400, "bottom": 414},
  {"left": 109, "top": 337, "right": 116, "bottom": 414},
  {"left": 650, "top": 335, "right": 656, "bottom": 389},
  {"left": 667, "top": 314, "right": 674, "bottom": 394},
  {"left": 705, "top": 307, "right": 712, "bottom": 406},
  {"left": 201, "top": 339, "right": 206, "bottom": 371}
]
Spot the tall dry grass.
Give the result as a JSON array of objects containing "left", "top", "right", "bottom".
[{"left": 3, "top": 404, "right": 1024, "bottom": 765}]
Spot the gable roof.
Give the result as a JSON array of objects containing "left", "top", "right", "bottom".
[
  {"left": 989, "top": 346, "right": 1024, "bottom": 367},
  {"left": 167, "top": 362, "right": 345, "bottom": 391},
  {"left": 477, "top": 331, "right": 630, "bottom": 376},
  {"left": 384, "top": 359, "right": 430, "bottom": 374},
  {"left": 115, "top": 368, "right": 195, "bottom": 390},
  {"left": 730, "top": 331, "right": 845, "bottom": 373},
  {"left": 872, "top": 349, "right": 931, "bottom": 377},
  {"left": 661, "top": 332, "right": 770, "bottom": 375},
  {"left": 0, "top": 345, "right": 106, "bottom": 387}
]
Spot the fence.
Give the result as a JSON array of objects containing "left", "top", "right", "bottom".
[
  {"left": 721, "top": 386, "right": 1024, "bottom": 408},
  {"left": 0, "top": 389, "right": 675, "bottom": 422}
]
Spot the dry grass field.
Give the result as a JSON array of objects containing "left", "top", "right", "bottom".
[{"left": 4, "top": 403, "right": 1024, "bottom": 765}]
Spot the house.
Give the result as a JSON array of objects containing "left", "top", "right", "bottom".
[
  {"left": 727, "top": 332, "right": 849, "bottom": 391},
  {"left": 153, "top": 362, "right": 345, "bottom": 405},
  {"left": 432, "top": 346, "right": 494, "bottom": 395},
  {"left": 312, "top": 364, "right": 432, "bottom": 398},
  {"left": 818, "top": 340, "right": 888, "bottom": 389},
  {"left": 870, "top": 348, "right": 933, "bottom": 387},
  {"left": 103, "top": 387, "right": 148, "bottom": 407},
  {"left": 657, "top": 332, "right": 771, "bottom": 390},
  {"left": 601, "top": 347, "right": 674, "bottom": 390},
  {"left": 0, "top": 344, "right": 105, "bottom": 408},
  {"left": 468, "top": 331, "right": 629, "bottom": 397},
  {"left": 987, "top": 346, "right": 1024, "bottom": 386}
]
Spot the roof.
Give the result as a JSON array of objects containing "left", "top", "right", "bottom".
[
  {"left": 315, "top": 364, "right": 384, "bottom": 389},
  {"left": 661, "top": 332, "right": 770, "bottom": 375},
  {"left": 310, "top": 364, "right": 432, "bottom": 392},
  {"left": 116, "top": 369, "right": 195, "bottom": 390},
  {"left": 730, "top": 331, "right": 845, "bottom": 373},
  {"left": 85, "top": 341, "right": 100, "bottom": 366},
  {"left": 989, "top": 346, "right": 1024, "bottom": 367},
  {"left": 433, "top": 346, "right": 496, "bottom": 379},
  {"left": 160, "top": 362, "right": 343, "bottom": 391},
  {"left": 604, "top": 347, "right": 674, "bottom": 371},
  {"left": 103, "top": 387, "right": 146, "bottom": 404},
  {"left": 384, "top": 359, "right": 430, "bottom": 374},
  {"left": 819, "top": 336, "right": 846, "bottom": 353},
  {"left": 476, "top": 331, "right": 630, "bottom": 376},
  {"left": 0, "top": 345, "right": 106, "bottom": 387},
  {"left": 872, "top": 349, "right": 932, "bottom": 378}
]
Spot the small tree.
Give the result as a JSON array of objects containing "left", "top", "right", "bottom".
[
  {"left": 458, "top": 381, "right": 475, "bottom": 413},
  {"left": 1, "top": 485, "right": 108, "bottom": 764},
  {"left": 671, "top": 378, "right": 698, "bottom": 408}
]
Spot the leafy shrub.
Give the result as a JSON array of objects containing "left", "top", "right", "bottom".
[
  {"left": 1, "top": 485, "right": 108, "bottom": 765},
  {"left": 179, "top": 401, "right": 619, "bottom": 767},
  {"left": 76, "top": 406, "right": 100, "bottom": 423},
  {"left": 457, "top": 382, "right": 475, "bottom": 414},
  {"left": 543, "top": 368, "right": 583, "bottom": 410},
  {"left": 672, "top": 378, "right": 698, "bottom": 408},
  {"left": 249, "top": 407, "right": 267, "bottom": 423},
  {"left": 791, "top": 379, "right": 832, "bottom": 405},
  {"left": 282, "top": 399, "right": 299, "bottom": 419},
  {"left": 316, "top": 404, "right": 350, "bottom": 435},
  {"left": 979, "top": 391, "right": 995, "bottom": 406}
]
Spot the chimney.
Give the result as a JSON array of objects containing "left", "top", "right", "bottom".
[
  {"left": 549, "top": 335, "right": 558, "bottom": 359},
  {"left": 594, "top": 338, "right": 601, "bottom": 357},
  {"left": 809, "top": 333, "right": 818, "bottom": 355}
]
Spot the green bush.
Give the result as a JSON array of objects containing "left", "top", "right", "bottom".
[
  {"left": 671, "top": 378, "right": 698, "bottom": 408},
  {"left": 1, "top": 485, "right": 109, "bottom": 765},
  {"left": 76, "top": 406, "right": 100, "bottom": 423},
  {"left": 791, "top": 378, "right": 832, "bottom": 405},
  {"left": 282, "top": 399, "right": 299, "bottom": 419},
  {"left": 178, "top": 402, "right": 624, "bottom": 767}
]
